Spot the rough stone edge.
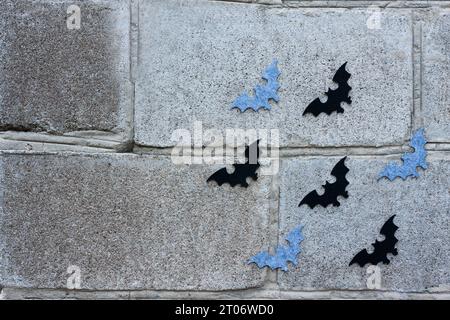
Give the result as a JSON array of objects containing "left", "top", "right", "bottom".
[
  {"left": 133, "top": 144, "right": 450, "bottom": 157},
  {"left": 0, "top": 138, "right": 116, "bottom": 153},
  {"left": 1, "top": 142, "right": 448, "bottom": 156},
  {"left": 112, "top": 0, "right": 134, "bottom": 145},
  {"left": 0, "top": 132, "right": 131, "bottom": 152},
  {"left": 129, "top": 0, "right": 138, "bottom": 150},
  {"left": 412, "top": 9, "right": 423, "bottom": 133},
  {"left": 413, "top": 7, "right": 450, "bottom": 143},
  {"left": 214, "top": 0, "right": 450, "bottom": 8},
  {"left": 1, "top": 287, "right": 450, "bottom": 300},
  {"left": 0, "top": 148, "right": 448, "bottom": 160},
  {"left": 0, "top": 153, "right": 5, "bottom": 289}
]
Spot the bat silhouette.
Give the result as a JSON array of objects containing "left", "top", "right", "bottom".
[
  {"left": 207, "top": 140, "right": 260, "bottom": 188},
  {"left": 350, "top": 215, "right": 399, "bottom": 267},
  {"left": 232, "top": 59, "right": 280, "bottom": 112},
  {"left": 299, "top": 157, "right": 349, "bottom": 208},
  {"left": 303, "top": 62, "right": 352, "bottom": 116},
  {"left": 248, "top": 225, "right": 304, "bottom": 272},
  {"left": 379, "top": 128, "right": 428, "bottom": 181}
]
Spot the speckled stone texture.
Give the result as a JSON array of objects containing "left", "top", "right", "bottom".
[
  {"left": 0, "top": 0, "right": 449, "bottom": 300},
  {"left": 135, "top": 0, "right": 412, "bottom": 147},
  {"left": 422, "top": 10, "right": 450, "bottom": 142},
  {"left": 0, "top": 153, "right": 271, "bottom": 290},
  {"left": 278, "top": 154, "right": 450, "bottom": 291},
  {"left": 0, "top": 0, "right": 131, "bottom": 135}
]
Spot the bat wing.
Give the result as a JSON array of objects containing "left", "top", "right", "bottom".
[
  {"left": 350, "top": 215, "right": 399, "bottom": 267},
  {"left": 378, "top": 129, "right": 428, "bottom": 181},
  {"left": 331, "top": 62, "right": 352, "bottom": 107},
  {"left": 299, "top": 157, "right": 349, "bottom": 208},
  {"left": 298, "top": 190, "right": 321, "bottom": 208},
  {"left": 207, "top": 139, "right": 260, "bottom": 188},
  {"left": 303, "top": 62, "right": 351, "bottom": 116},
  {"left": 248, "top": 225, "right": 303, "bottom": 272},
  {"left": 207, "top": 164, "right": 259, "bottom": 188},
  {"left": 303, "top": 97, "right": 326, "bottom": 116},
  {"left": 330, "top": 156, "right": 349, "bottom": 181},
  {"left": 248, "top": 251, "right": 287, "bottom": 271},
  {"left": 378, "top": 215, "right": 399, "bottom": 259},
  {"left": 349, "top": 249, "right": 371, "bottom": 267},
  {"left": 248, "top": 252, "right": 272, "bottom": 269},
  {"left": 329, "top": 157, "right": 350, "bottom": 203},
  {"left": 332, "top": 62, "right": 351, "bottom": 85},
  {"left": 207, "top": 167, "right": 235, "bottom": 187},
  {"left": 380, "top": 215, "right": 398, "bottom": 237}
]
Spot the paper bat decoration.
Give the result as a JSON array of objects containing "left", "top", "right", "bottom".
[
  {"left": 299, "top": 157, "right": 349, "bottom": 208},
  {"left": 379, "top": 128, "right": 428, "bottom": 181},
  {"left": 207, "top": 140, "right": 260, "bottom": 188},
  {"left": 232, "top": 59, "right": 280, "bottom": 112},
  {"left": 349, "top": 215, "right": 399, "bottom": 267},
  {"left": 303, "top": 62, "right": 352, "bottom": 116},
  {"left": 248, "top": 225, "right": 304, "bottom": 272}
]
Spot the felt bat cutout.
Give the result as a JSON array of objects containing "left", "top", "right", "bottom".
[
  {"left": 299, "top": 157, "right": 349, "bottom": 208},
  {"left": 303, "top": 62, "right": 352, "bottom": 116},
  {"left": 207, "top": 140, "right": 260, "bottom": 188},
  {"left": 349, "top": 215, "right": 399, "bottom": 267},
  {"left": 248, "top": 225, "right": 304, "bottom": 272},
  {"left": 379, "top": 128, "right": 428, "bottom": 181},
  {"left": 232, "top": 59, "right": 280, "bottom": 112}
]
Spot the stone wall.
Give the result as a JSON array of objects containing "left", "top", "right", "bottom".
[{"left": 0, "top": 0, "right": 449, "bottom": 299}]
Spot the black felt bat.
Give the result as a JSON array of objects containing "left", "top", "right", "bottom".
[
  {"left": 299, "top": 157, "right": 349, "bottom": 208},
  {"left": 207, "top": 140, "right": 260, "bottom": 188},
  {"left": 350, "top": 215, "right": 399, "bottom": 267},
  {"left": 303, "top": 62, "right": 352, "bottom": 116}
]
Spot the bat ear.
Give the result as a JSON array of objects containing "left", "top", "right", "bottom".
[{"left": 349, "top": 256, "right": 359, "bottom": 266}]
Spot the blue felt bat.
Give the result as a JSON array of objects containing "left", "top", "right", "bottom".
[
  {"left": 232, "top": 59, "right": 280, "bottom": 112},
  {"left": 248, "top": 225, "right": 304, "bottom": 272},
  {"left": 379, "top": 128, "right": 428, "bottom": 181}
]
